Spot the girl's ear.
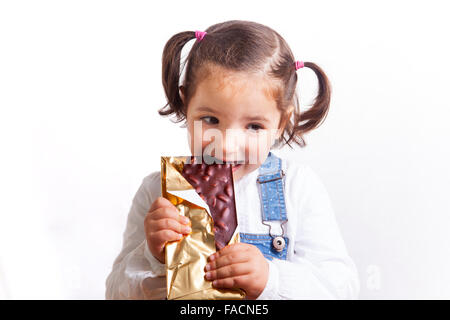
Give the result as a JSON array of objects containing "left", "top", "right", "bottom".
[
  {"left": 277, "top": 105, "right": 294, "bottom": 139},
  {"left": 285, "top": 105, "right": 294, "bottom": 123},
  {"left": 179, "top": 86, "right": 186, "bottom": 104},
  {"left": 179, "top": 86, "right": 187, "bottom": 128}
]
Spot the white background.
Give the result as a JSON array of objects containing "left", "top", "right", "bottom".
[{"left": 1, "top": 0, "right": 449, "bottom": 299}]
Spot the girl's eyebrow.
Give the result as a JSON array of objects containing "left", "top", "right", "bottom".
[
  {"left": 197, "top": 106, "right": 218, "bottom": 113},
  {"left": 243, "top": 115, "right": 270, "bottom": 123}
]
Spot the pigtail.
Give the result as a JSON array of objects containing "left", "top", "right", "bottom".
[
  {"left": 158, "top": 31, "right": 196, "bottom": 122},
  {"left": 287, "top": 61, "right": 332, "bottom": 147}
]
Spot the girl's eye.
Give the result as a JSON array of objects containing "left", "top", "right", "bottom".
[
  {"left": 247, "top": 123, "right": 264, "bottom": 132},
  {"left": 201, "top": 116, "right": 219, "bottom": 125}
]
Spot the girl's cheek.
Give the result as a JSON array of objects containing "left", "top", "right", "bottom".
[
  {"left": 248, "top": 136, "right": 260, "bottom": 153},
  {"left": 187, "top": 124, "right": 205, "bottom": 156},
  {"left": 246, "top": 132, "right": 274, "bottom": 164}
]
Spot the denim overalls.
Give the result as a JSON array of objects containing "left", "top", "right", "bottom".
[{"left": 240, "top": 152, "right": 289, "bottom": 260}]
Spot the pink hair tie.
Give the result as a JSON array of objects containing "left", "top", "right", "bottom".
[
  {"left": 195, "top": 30, "right": 207, "bottom": 42},
  {"left": 295, "top": 60, "right": 304, "bottom": 70}
]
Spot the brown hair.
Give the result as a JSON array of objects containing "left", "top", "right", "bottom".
[{"left": 158, "top": 20, "right": 331, "bottom": 148}]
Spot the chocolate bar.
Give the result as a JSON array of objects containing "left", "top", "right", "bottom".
[{"left": 181, "top": 160, "right": 237, "bottom": 250}]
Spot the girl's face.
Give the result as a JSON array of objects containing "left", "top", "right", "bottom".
[{"left": 183, "top": 67, "right": 289, "bottom": 181}]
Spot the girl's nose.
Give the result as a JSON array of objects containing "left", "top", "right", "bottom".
[{"left": 221, "top": 129, "right": 246, "bottom": 162}]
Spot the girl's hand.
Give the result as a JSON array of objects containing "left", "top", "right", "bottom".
[
  {"left": 204, "top": 243, "right": 269, "bottom": 300},
  {"left": 144, "top": 197, "right": 191, "bottom": 263}
]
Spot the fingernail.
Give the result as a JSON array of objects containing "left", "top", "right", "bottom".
[
  {"left": 184, "top": 226, "right": 192, "bottom": 234},
  {"left": 205, "top": 263, "right": 211, "bottom": 271},
  {"left": 205, "top": 272, "right": 212, "bottom": 280},
  {"left": 181, "top": 216, "right": 190, "bottom": 224},
  {"left": 208, "top": 254, "right": 216, "bottom": 261}
]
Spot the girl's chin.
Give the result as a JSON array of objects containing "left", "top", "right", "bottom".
[
  {"left": 231, "top": 164, "right": 243, "bottom": 173},
  {"left": 232, "top": 163, "right": 255, "bottom": 181},
  {"left": 231, "top": 164, "right": 244, "bottom": 180}
]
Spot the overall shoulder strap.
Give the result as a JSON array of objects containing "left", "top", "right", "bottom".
[{"left": 257, "top": 152, "right": 287, "bottom": 221}]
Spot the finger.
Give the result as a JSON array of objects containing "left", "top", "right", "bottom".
[
  {"left": 150, "top": 218, "right": 191, "bottom": 234},
  {"left": 208, "top": 243, "right": 251, "bottom": 262},
  {"left": 205, "top": 251, "right": 249, "bottom": 271},
  {"left": 149, "top": 229, "right": 183, "bottom": 248},
  {"left": 211, "top": 275, "right": 249, "bottom": 290},
  {"left": 149, "top": 207, "right": 190, "bottom": 225},
  {"left": 149, "top": 197, "right": 177, "bottom": 212},
  {"left": 205, "top": 263, "right": 251, "bottom": 281}
]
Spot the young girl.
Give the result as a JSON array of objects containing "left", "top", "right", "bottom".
[{"left": 106, "top": 20, "right": 359, "bottom": 300}]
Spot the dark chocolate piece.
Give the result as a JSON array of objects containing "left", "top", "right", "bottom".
[{"left": 181, "top": 159, "right": 238, "bottom": 250}]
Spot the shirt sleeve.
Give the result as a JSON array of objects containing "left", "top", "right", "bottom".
[
  {"left": 105, "top": 172, "right": 167, "bottom": 300},
  {"left": 257, "top": 165, "right": 360, "bottom": 300}
]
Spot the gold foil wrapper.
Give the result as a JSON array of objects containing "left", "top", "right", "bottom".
[{"left": 161, "top": 156, "right": 245, "bottom": 300}]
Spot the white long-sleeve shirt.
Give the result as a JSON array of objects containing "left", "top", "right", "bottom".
[{"left": 105, "top": 154, "right": 360, "bottom": 299}]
